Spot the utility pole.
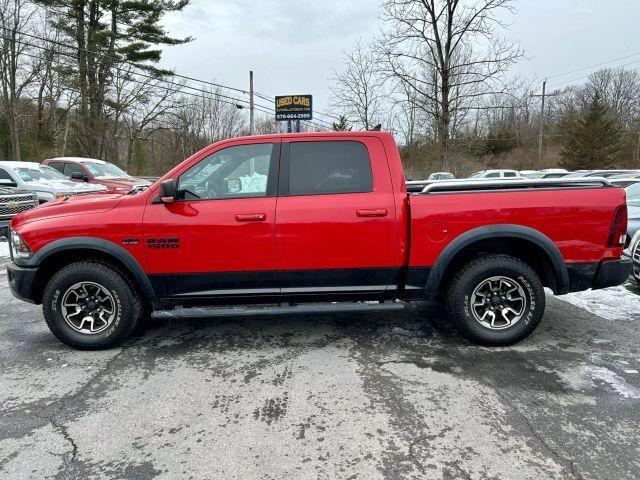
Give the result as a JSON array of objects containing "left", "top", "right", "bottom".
[
  {"left": 249, "top": 70, "right": 255, "bottom": 136},
  {"left": 531, "top": 80, "right": 559, "bottom": 165},
  {"left": 538, "top": 80, "right": 546, "bottom": 164}
]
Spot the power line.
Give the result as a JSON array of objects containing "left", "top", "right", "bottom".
[
  {"left": 6, "top": 35, "right": 332, "bottom": 131},
  {"left": 1, "top": 25, "right": 334, "bottom": 129},
  {"left": 546, "top": 50, "right": 640, "bottom": 80}
]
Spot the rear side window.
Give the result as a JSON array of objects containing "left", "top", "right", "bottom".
[
  {"left": 504, "top": 171, "right": 517, "bottom": 178},
  {"left": 288, "top": 141, "right": 373, "bottom": 195}
]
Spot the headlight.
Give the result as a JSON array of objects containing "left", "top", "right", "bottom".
[{"left": 10, "top": 230, "right": 32, "bottom": 259}]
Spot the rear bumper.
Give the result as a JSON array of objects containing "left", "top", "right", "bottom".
[
  {"left": 6, "top": 261, "right": 38, "bottom": 304},
  {"left": 592, "top": 258, "right": 633, "bottom": 290},
  {"left": 567, "top": 258, "right": 632, "bottom": 292}
]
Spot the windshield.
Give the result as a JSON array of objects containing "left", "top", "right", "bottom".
[
  {"left": 16, "top": 165, "right": 69, "bottom": 182},
  {"left": 84, "top": 162, "right": 130, "bottom": 178},
  {"left": 469, "top": 172, "right": 484, "bottom": 178},
  {"left": 625, "top": 183, "right": 640, "bottom": 205}
]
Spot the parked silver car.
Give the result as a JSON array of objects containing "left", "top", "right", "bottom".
[
  {"left": 0, "top": 161, "right": 106, "bottom": 203},
  {"left": 0, "top": 186, "right": 39, "bottom": 238}
]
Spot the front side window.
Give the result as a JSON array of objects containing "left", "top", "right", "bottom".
[
  {"left": 48, "top": 162, "right": 64, "bottom": 173},
  {"left": 288, "top": 141, "right": 373, "bottom": 195},
  {"left": 485, "top": 172, "right": 500, "bottom": 178},
  {"left": 0, "top": 168, "right": 17, "bottom": 186},
  {"left": 177, "top": 143, "right": 273, "bottom": 201},
  {"left": 85, "top": 162, "right": 130, "bottom": 179},
  {"left": 64, "top": 163, "right": 85, "bottom": 178}
]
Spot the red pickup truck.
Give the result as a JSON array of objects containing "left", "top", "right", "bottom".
[{"left": 6, "top": 132, "right": 631, "bottom": 349}]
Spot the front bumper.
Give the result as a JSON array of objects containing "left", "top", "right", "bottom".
[
  {"left": 592, "top": 258, "right": 633, "bottom": 290},
  {"left": 0, "top": 219, "right": 9, "bottom": 238},
  {"left": 623, "top": 252, "right": 640, "bottom": 286},
  {"left": 6, "top": 261, "right": 38, "bottom": 304}
]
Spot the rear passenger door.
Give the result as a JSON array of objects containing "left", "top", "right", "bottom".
[{"left": 275, "top": 137, "right": 398, "bottom": 294}]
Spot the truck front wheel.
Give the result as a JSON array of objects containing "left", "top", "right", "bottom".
[
  {"left": 446, "top": 254, "right": 545, "bottom": 346},
  {"left": 42, "top": 261, "right": 142, "bottom": 350}
]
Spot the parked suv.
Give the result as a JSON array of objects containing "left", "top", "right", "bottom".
[
  {"left": 44, "top": 157, "right": 151, "bottom": 193},
  {"left": 0, "top": 161, "right": 106, "bottom": 203},
  {"left": 0, "top": 186, "right": 38, "bottom": 238}
]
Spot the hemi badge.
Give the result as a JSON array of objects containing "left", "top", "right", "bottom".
[{"left": 122, "top": 238, "right": 139, "bottom": 246}]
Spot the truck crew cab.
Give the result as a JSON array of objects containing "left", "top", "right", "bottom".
[{"left": 6, "top": 132, "right": 631, "bottom": 349}]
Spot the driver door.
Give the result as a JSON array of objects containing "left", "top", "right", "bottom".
[{"left": 143, "top": 140, "right": 280, "bottom": 302}]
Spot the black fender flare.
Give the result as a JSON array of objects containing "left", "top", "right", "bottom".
[
  {"left": 423, "top": 224, "right": 569, "bottom": 300},
  {"left": 26, "top": 237, "right": 160, "bottom": 309}
]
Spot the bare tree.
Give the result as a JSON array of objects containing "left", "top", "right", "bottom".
[
  {"left": 331, "top": 40, "right": 386, "bottom": 130},
  {"left": 0, "top": 0, "right": 38, "bottom": 161},
  {"left": 378, "top": 0, "right": 522, "bottom": 170}
]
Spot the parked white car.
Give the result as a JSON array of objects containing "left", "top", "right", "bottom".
[
  {"left": 0, "top": 161, "right": 106, "bottom": 203},
  {"left": 428, "top": 172, "right": 455, "bottom": 181},
  {"left": 469, "top": 169, "right": 521, "bottom": 179}
]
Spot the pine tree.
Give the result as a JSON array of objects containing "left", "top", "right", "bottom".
[
  {"left": 35, "top": 0, "right": 192, "bottom": 157},
  {"left": 560, "top": 94, "right": 623, "bottom": 170},
  {"left": 331, "top": 115, "right": 352, "bottom": 131}
]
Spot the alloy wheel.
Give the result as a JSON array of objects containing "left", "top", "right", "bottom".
[
  {"left": 61, "top": 282, "right": 117, "bottom": 334},
  {"left": 469, "top": 276, "right": 526, "bottom": 330}
]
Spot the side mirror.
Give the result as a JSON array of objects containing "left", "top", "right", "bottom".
[
  {"left": 159, "top": 179, "right": 177, "bottom": 203},
  {"left": 71, "top": 172, "right": 88, "bottom": 182}
]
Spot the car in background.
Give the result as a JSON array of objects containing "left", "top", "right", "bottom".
[
  {"left": 606, "top": 173, "right": 640, "bottom": 188},
  {"left": 539, "top": 168, "right": 569, "bottom": 179},
  {"left": 468, "top": 169, "right": 521, "bottom": 179},
  {"left": 0, "top": 186, "right": 38, "bottom": 238},
  {"left": 519, "top": 170, "right": 540, "bottom": 178},
  {"left": 0, "top": 161, "right": 106, "bottom": 203},
  {"left": 625, "top": 230, "right": 640, "bottom": 287},
  {"left": 625, "top": 182, "right": 640, "bottom": 246},
  {"left": 428, "top": 172, "right": 455, "bottom": 181},
  {"left": 565, "top": 169, "right": 640, "bottom": 179},
  {"left": 43, "top": 157, "right": 151, "bottom": 193}
]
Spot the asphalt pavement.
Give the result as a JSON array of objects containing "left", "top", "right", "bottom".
[{"left": 0, "top": 263, "right": 639, "bottom": 480}]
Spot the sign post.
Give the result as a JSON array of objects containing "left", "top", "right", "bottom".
[{"left": 275, "top": 95, "right": 312, "bottom": 133}]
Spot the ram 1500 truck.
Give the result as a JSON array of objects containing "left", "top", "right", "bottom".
[{"left": 6, "top": 132, "right": 632, "bottom": 349}]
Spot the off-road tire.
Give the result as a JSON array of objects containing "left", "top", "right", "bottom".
[
  {"left": 42, "top": 261, "right": 142, "bottom": 350},
  {"left": 446, "top": 254, "right": 545, "bottom": 346}
]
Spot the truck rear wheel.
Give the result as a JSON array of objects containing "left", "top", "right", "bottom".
[
  {"left": 42, "top": 261, "right": 142, "bottom": 350},
  {"left": 446, "top": 254, "right": 545, "bottom": 346}
]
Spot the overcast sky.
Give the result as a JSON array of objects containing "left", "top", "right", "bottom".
[{"left": 160, "top": 0, "right": 640, "bottom": 125}]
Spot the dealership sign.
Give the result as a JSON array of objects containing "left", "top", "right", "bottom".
[{"left": 275, "top": 95, "right": 313, "bottom": 121}]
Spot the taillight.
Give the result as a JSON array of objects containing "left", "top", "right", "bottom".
[{"left": 608, "top": 205, "right": 627, "bottom": 248}]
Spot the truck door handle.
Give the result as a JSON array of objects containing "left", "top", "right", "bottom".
[
  {"left": 356, "top": 208, "right": 388, "bottom": 218},
  {"left": 235, "top": 213, "right": 266, "bottom": 222}
]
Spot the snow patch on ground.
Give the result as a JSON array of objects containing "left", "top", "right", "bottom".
[
  {"left": 0, "top": 239, "right": 8, "bottom": 260},
  {"left": 558, "top": 285, "right": 640, "bottom": 321},
  {"left": 557, "top": 364, "right": 640, "bottom": 399}
]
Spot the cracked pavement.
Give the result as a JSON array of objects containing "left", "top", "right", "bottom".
[{"left": 0, "top": 265, "right": 639, "bottom": 479}]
